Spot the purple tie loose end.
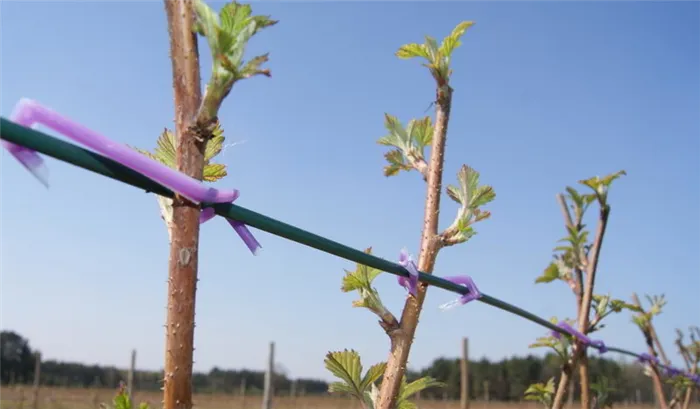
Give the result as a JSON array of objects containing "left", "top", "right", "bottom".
[
  {"left": 3, "top": 98, "right": 261, "bottom": 255},
  {"left": 397, "top": 249, "right": 419, "bottom": 297},
  {"left": 439, "top": 275, "right": 482, "bottom": 311}
]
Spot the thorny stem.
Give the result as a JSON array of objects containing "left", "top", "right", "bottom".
[
  {"left": 552, "top": 206, "right": 610, "bottom": 409},
  {"left": 631, "top": 293, "right": 670, "bottom": 409},
  {"left": 651, "top": 325, "right": 672, "bottom": 367},
  {"left": 376, "top": 84, "right": 453, "bottom": 409},
  {"left": 556, "top": 194, "right": 583, "bottom": 306},
  {"left": 681, "top": 365, "right": 697, "bottom": 409},
  {"left": 162, "top": 1, "right": 205, "bottom": 409},
  {"left": 675, "top": 327, "right": 700, "bottom": 409},
  {"left": 555, "top": 194, "right": 586, "bottom": 409}
]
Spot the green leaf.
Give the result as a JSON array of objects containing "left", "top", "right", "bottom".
[
  {"left": 341, "top": 248, "right": 382, "bottom": 292},
  {"left": 193, "top": 0, "right": 221, "bottom": 48},
  {"left": 328, "top": 381, "right": 357, "bottom": 395},
  {"left": 535, "top": 263, "right": 560, "bottom": 284},
  {"left": 579, "top": 170, "right": 627, "bottom": 205},
  {"left": 594, "top": 294, "right": 610, "bottom": 317},
  {"left": 194, "top": 0, "right": 277, "bottom": 88},
  {"left": 646, "top": 294, "right": 667, "bottom": 316},
  {"left": 204, "top": 122, "right": 225, "bottom": 161},
  {"left": 609, "top": 299, "right": 641, "bottom": 313},
  {"left": 443, "top": 165, "right": 495, "bottom": 245},
  {"left": 395, "top": 43, "right": 429, "bottom": 60},
  {"left": 382, "top": 114, "right": 410, "bottom": 150},
  {"left": 397, "top": 401, "right": 417, "bottom": 409},
  {"left": 447, "top": 165, "right": 495, "bottom": 209},
  {"left": 399, "top": 376, "right": 445, "bottom": 401},
  {"left": 240, "top": 53, "right": 271, "bottom": 79},
  {"left": 153, "top": 129, "right": 177, "bottom": 168},
  {"left": 423, "top": 36, "right": 440, "bottom": 63},
  {"left": 339, "top": 248, "right": 391, "bottom": 318},
  {"left": 408, "top": 116, "right": 433, "bottom": 151},
  {"left": 529, "top": 337, "right": 556, "bottom": 350},
  {"left": 132, "top": 147, "right": 159, "bottom": 163},
  {"left": 383, "top": 150, "right": 411, "bottom": 177},
  {"left": 203, "top": 163, "right": 228, "bottom": 182},
  {"left": 439, "top": 21, "right": 474, "bottom": 58},
  {"left": 524, "top": 377, "right": 555, "bottom": 409},
  {"left": 378, "top": 114, "right": 432, "bottom": 177},
  {"left": 324, "top": 350, "right": 363, "bottom": 399},
  {"left": 359, "top": 362, "right": 386, "bottom": 391}
]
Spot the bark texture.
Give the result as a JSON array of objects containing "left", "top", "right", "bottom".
[
  {"left": 376, "top": 85, "right": 452, "bottom": 409},
  {"left": 163, "top": 2, "right": 205, "bottom": 409}
]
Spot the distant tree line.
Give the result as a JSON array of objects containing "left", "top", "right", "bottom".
[{"left": 1, "top": 330, "right": 669, "bottom": 403}]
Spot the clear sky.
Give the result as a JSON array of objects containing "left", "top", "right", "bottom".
[{"left": 1, "top": 1, "right": 698, "bottom": 382}]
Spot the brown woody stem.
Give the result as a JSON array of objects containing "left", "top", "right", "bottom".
[
  {"left": 162, "top": 2, "right": 209, "bottom": 409},
  {"left": 631, "top": 293, "right": 670, "bottom": 409},
  {"left": 552, "top": 206, "right": 610, "bottom": 409},
  {"left": 376, "top": 84, "right": 453, "bottom": 409}
]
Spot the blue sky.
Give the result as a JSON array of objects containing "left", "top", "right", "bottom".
[{"left": 1, "top": 1, "right": 698, "bottom": 381}]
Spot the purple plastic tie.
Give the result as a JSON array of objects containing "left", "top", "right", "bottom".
[
  {"left": 664, "top": 366, "right": 682, "bottom": 377},
  {"left": 439, "top": 275, "right": 482, "bottom": 311},
  {"left": 590, "top": 340, "right": 608, "bottom": 354},
  {"left": 3, "top": 98, "right": 261, "bottom": 254},
  {"left": 638, "top": 353, "right": 660, "bottom": 365},
  {"left": 551, "top": 322, "right": 607, "bottom": 353},
  {"left": 397, "top": 249, "right": 419, "bottom": 297}
]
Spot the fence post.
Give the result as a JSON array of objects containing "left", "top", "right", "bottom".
[
  {"left": 127, "top": 349, "right": 136, "bottom": 404},
  {"left": 239, "top": 378, "right": 247, "bottom": 409},
  {"left": 31, "top": 351, "right": 41, "bottom": 409},
  {"left": 262, "top": 341, "right": 275, "bottom": 409},
  {"left": 460, "top": 337, "right": 469, "bottom": 409},
  {"left": 483, "top": 380, "right": 489, "bottom": 403},
  {"left": 290, "top": 379, "right": 297, "bottom": 408}
]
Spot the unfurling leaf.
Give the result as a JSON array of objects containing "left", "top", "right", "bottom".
[
  {"left": 529, "top": 325, "right": 572, "bottom": 362},
  {"left": 340, "top": 248, "right": 394, "bottom": 323},
  {"left": 439, "top": 21, "right": 475, "bottom": 58},
  {"left": 609, "top": 299, "right": 641, "bottom": 313},
  {"left": 379, "top": 114, "right": 411, "bottom": 151},
  {"left": 447, "top": 165, "right": 495, "bottom": 208},
  {"left": 240, "top": 53, "right": 271, "bottom": 79},
  {"left": 535, "top": 263, "right": 560, "bottom": 284},
  {"left": 383, "top": 150, "right": 411, "bottom": 177},
  {"left": 396, "top": 21, "right": 474, "bottom": 85},
  {"left": 407, "top": 116, "right": 433, "bottom": 152},
  {"left": 378, "top": 114, "right": 430, "bottom": 177},
  {"left": 579, "top": 170, "right": 626, "bottom": 206},
  {"left": 524, "top": 378, "right": 556, "bottom": 409},
  {"left": 443, "top": 165, "right": 495, "bottom": 245},
  {"left": 396, "top": 43, "right": 429, "bottom": 60},
  {"left": 645, "top": 294, "right": 667, "bottom": 316},
  {"left": 193, "top": 0, "right": 277, "bottom": 87},
  {"left": 341, "top": 248, "right": 382, "bottom": 292},
  {"left": 590, "top": 376, "right": 615, "bottom": 409}
]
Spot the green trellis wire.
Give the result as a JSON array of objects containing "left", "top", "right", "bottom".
[{"left": 0, "top": 117, "right": 642, "bottom": 360}]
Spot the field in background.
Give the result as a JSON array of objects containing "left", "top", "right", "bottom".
[{"left": 0, "top": 386, "right": 689, "bottom": 409}]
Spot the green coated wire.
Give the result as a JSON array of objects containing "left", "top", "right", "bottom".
[{"left": 0, "top": 118, "right": 644, "bottom": 361}]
